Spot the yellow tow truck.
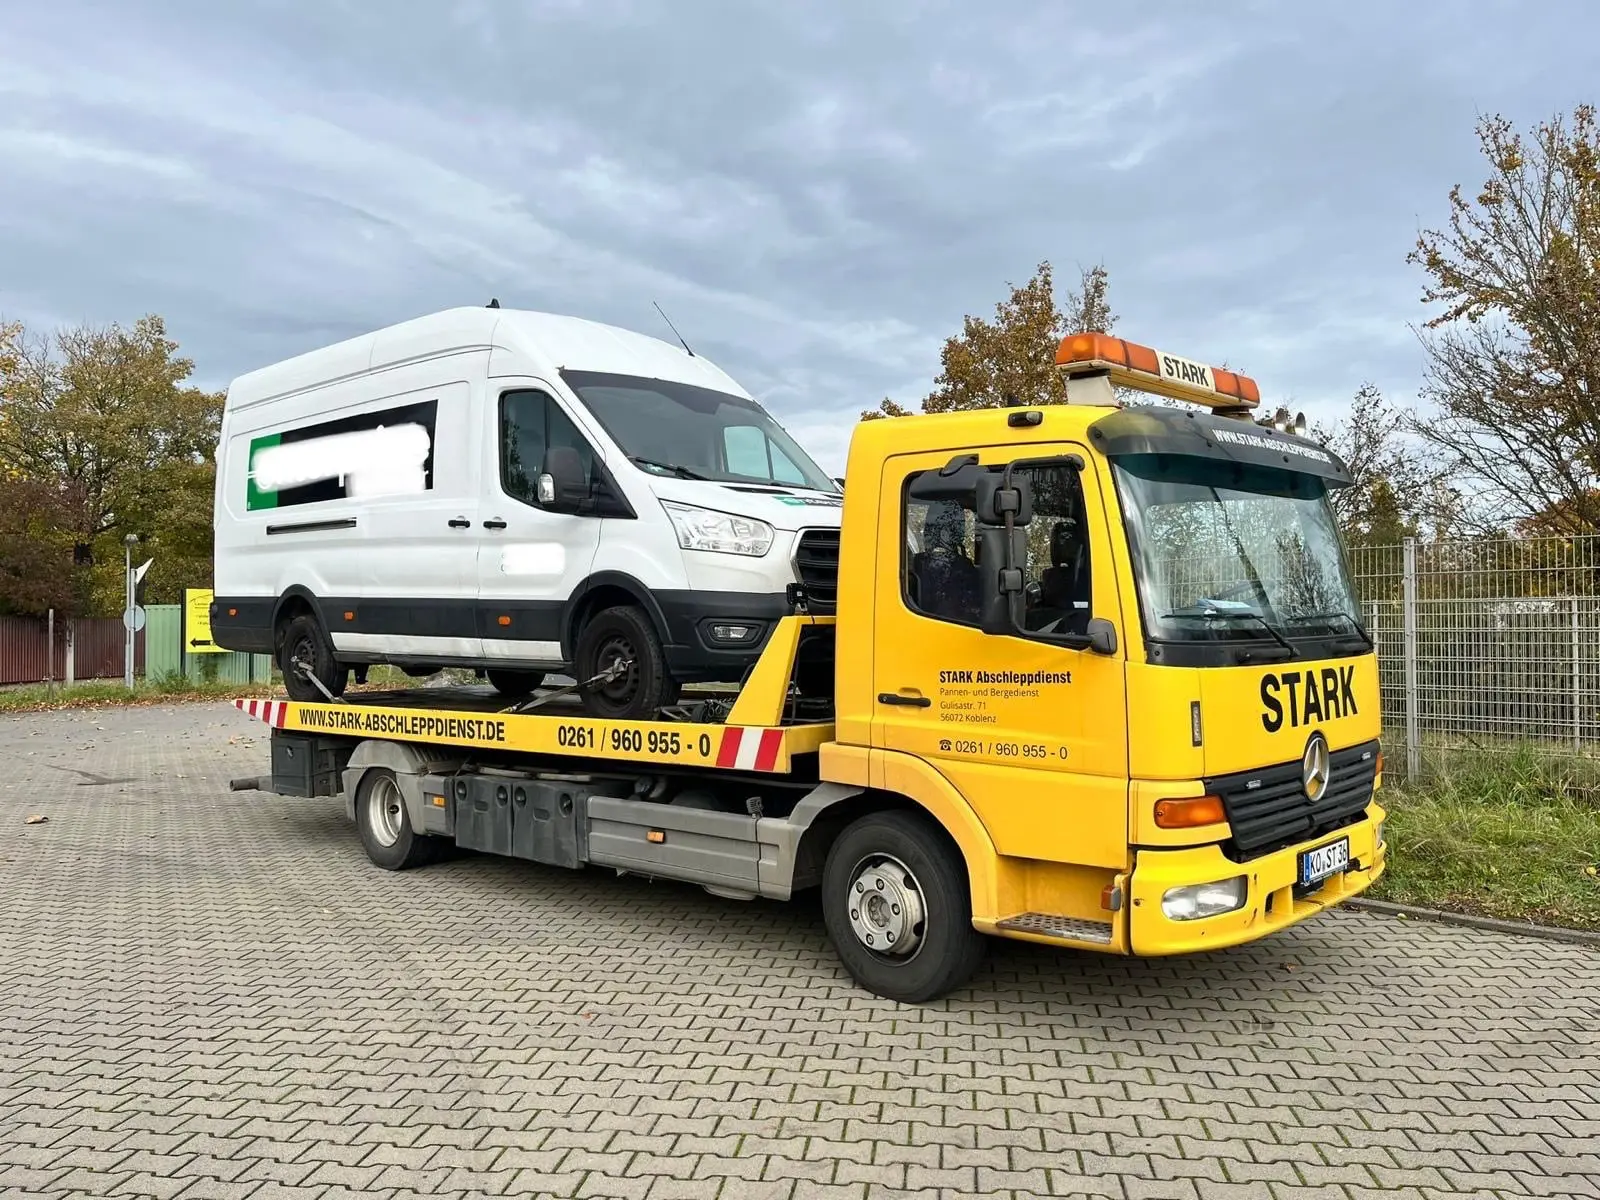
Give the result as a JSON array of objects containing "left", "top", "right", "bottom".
[{"left": 230, "top": 332, "right": 1386, "bottom": 1002}]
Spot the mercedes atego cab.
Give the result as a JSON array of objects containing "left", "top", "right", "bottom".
[{"left": 209, "top": 306, "right": 843, "bottom": 717}]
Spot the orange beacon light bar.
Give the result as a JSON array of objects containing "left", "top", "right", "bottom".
[{"left": 1055, "top": 333, "right": 1261, "bottom": 412}]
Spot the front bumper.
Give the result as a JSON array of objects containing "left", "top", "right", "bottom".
[
  {"left": 1126, "top": 805, "right": 1386, "bottom": 955},
  {"left": 652, "top": 588, "right": 792, "bottom": 682}
]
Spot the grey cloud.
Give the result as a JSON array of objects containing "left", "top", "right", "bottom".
[{"left": 2, "top": 0, "right": 1598, "bottom": 472}]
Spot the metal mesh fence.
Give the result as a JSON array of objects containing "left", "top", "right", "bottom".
[{"left": 1347, "top": 534, "right": 1600, "bottom": 789}]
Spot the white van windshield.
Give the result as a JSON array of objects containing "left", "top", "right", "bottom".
[{"left": 561, "top": 370, "right": 839, "bottom": 493}]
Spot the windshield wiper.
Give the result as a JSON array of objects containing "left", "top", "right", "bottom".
[
  {"left": 1163, "top": 607, "right": 1299, "bottom": 659},
  {"left": 1289, "top": 610, "right": 1374, "bottom": 650},
  {"left": 630, "top": 456, "right": 707, "bottom": 481}
]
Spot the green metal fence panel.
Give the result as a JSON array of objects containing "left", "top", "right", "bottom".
[
  {"left": 142, "top": 603, "right": 272, "bottom": 686},
  {"left": 144, "top": 605, "right": 183, "bottom": 681}
]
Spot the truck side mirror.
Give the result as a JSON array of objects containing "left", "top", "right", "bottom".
[
  {"left": 1085, "top": 618, "right": 1118, "bottom": 656},
  {"left": 538, "top": 446, "right": 588, "bottom": 513},
  {"left": 977, "top": 525, "right": 1028, "bottom": 635},
  {"left": 974, "top": 473, "right": 1033, "bottom": 527}
]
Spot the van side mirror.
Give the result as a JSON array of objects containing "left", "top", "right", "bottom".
[{"left": 538, "top": 446, "right": 588, "bottom": 513}]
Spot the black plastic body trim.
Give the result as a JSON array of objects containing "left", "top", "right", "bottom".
[
  {"left": 265, "top": 518, "right": 358, "bottom": 535},
  {"left": 213, "top": 583, "right": 795, "bottom": 684}
]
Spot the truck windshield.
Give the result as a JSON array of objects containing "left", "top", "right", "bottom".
[
  {"left": 1112, "top": 453, "right": 1363, "bottom": 652},
  {"left": 561, "top": 370, "right": 839, "bottom": 493}
]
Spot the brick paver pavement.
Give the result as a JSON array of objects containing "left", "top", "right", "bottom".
[{"left": 2, "top": 701, "right": 1597, "bottom": 1200}]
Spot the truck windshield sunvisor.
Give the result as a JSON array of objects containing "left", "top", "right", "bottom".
[
  {"left": 561, "top": 370, "right": 839, "bottom": 493},
  {"left": 1089, "top": 406, "right": 1354, "bottom": 486}
]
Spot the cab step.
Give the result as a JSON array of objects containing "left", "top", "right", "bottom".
[{"left": 994, "top": 913, "right": 1115, "bottom": 944}]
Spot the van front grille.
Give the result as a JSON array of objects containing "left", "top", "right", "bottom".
[
  {"left": 1208, "top": 739, "right": 1379, "bottom": 859},
  {"left": 793, "top": 528, "right": 841, "bottom": 614}
]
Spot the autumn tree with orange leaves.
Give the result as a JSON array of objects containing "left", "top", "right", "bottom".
[
  {"left": 1410, "top": 105, "right": 1600, "bottom": 535},
  {"left": 862, "top": 261, "right": 1115, "bottom": 419}
]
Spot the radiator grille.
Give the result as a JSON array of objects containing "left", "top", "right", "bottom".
[
  {"left": 793, "top": 529, "right": 841, "bottom": 614},
  {"left": 1209, "top": 739, "right": 1379, "bottom": 859}
]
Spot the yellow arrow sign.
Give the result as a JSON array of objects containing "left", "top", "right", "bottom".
[{"left": 185, "top": 588, "right": 226, "bottom": 654}]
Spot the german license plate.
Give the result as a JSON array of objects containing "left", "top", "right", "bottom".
[{"left": 1299, "top": 837, "right": 1350, "bottom": 886}]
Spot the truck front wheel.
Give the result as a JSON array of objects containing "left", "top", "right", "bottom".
[
  {"left": 356, "top": 769, "right": 444, "bottom": 871},
  {"left": 821, "top": 810, "right": 988, "bottom": 1003}
]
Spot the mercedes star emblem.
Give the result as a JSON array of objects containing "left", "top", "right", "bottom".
[{"left": 1302, "top": 732, "right": 1330, "bottom": 802}]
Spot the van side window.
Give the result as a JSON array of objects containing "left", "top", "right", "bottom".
[
  {"left": 500, "top": 390, "right": 596, "bottom": 507},
  {"left": 902, "top": 463, "right": 1090, "bottom": 635}
]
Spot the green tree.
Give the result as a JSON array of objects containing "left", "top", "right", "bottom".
[
  {"left": 0, "top": 476, "right": 88, "bottom": 617},
  {"left": 1409, "top": 105, "right": 1600, "bottom": 534},
  {"left": 0, "top": 315, "right": 223, "bottom": 612},
  {"left": 862, "top": 261, "right": 1115, "bottom": 419}
]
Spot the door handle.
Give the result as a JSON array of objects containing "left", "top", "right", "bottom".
[
  {"left": 448, "top": 517, "right": 471, "bottom": 529},
  {"left": 878, "top": 692, "right": 931, "bottom": 708},
  {"left": 482, "top": 518, "right": 508, "bottom": 530}
]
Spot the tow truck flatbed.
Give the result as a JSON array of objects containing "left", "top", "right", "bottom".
[{"left": 234, "top": 691, "right": 830, "bottom": 775}]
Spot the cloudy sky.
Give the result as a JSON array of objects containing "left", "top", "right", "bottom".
[{"left": 3, "top": 0, "right": 1597, "bottom": 473}]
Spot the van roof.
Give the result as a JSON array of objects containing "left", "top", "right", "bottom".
[{"left": 225, "top": 306, "right": 748, "bottom": 408}]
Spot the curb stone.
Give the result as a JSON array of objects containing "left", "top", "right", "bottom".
[{"left": 1349, "top": 897, "right": 1600, "bottom": 948}]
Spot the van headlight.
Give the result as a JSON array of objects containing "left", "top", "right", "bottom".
[
  {"left": 1161, "top": 877, "right": 1247, "bottom": 921},
  {"left": 661, "top": 501, "right": 773, "bottom": 557}
]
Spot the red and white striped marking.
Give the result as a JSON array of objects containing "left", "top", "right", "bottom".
[
  {"left": 715, "top": 726, "right": 784, "bottom": 772},
  {"left": 234, "top": 698, "right": 289, "bottom": 728}
]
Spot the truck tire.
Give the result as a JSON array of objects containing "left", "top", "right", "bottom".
[
  {"left": 355, "top": 769, "right": 444, "bottom": 870},
  {"left": 821, "top": 810, "right": 988, "bottom": 1003},
  {"left": 280, "top": 612, "right": 348, "bottom": 702},
  {"left": 573, "top": 605, "right": 679, "bottom": 720},
  {"left": 486, "top": 669, "right": 545, "bottom": 698}
]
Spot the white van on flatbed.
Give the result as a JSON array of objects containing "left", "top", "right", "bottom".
[{"left": 210, "top": 305, "right": 843, "bottom": 718}]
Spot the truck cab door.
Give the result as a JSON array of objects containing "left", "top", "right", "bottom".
[
  {"left": 872, "top": 444, "right": 1132, "bottom": 870},
  {"left": 477, "top": 384, "right": 606, "bottom": 667}
]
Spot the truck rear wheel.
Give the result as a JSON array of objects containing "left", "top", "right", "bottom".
[
  {"left": 822, "top": 810, "right": 988, "bottom": 1003},
  {"left": 279, "top": 612, "right": 348, "bottom": 702},
  {"left": 356, "top": 769, "right": 444, "bottom": 870},
  {"left": 574, "top": 605, "right": 679, "bottom": 720},
  {"left": 486, "top": 669, "right": 545, "bottom": 698}
]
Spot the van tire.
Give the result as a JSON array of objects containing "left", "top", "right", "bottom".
[
  {"left": 821, "top": 810, "right": 989, "bottom": 1003},
  {"left": 486, "top": 669, "right": 545, "bottom": 698},
  {"left": 574, "top": 604, "right": 678, "bottom": 720},
  {"left": 355, "top": 769, "right": 444, "bottom": 870},
  {"left": 279, "top": 613, "right": 348, "bottom": 702}
]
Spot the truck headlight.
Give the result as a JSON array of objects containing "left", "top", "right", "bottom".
[
  {"left": 661, "top": 501, "right": 773, "bottom": 557},
  {"left": 1161, "top": 876, "right": 1247, "bottom": 922},
  {"left": 1376, "top": 819, "right": 1386, "bottom": 850}
]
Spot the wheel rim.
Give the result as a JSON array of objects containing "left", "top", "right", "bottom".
[
  {"left": 367, "top": 776, "right": 405, "bottom": 847},
  {"left": 289, "top": 632, "right": 316, "bottom": 676},
  {"left": 591, "top": 632, "right": 639, "bottom": 704},
  {"left": 845, "top": 853, "right": 926, "bottom": 958}
]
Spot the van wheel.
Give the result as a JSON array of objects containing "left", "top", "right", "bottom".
[
  {"left": 574, "top": 605, "right": 678, "bottom": 720},
  {"left": 279, "top": 613, "right": 348, "bottom": 702},
  {"left": 821, "top": 810, "right": 989, "bottom": 1003},
  {"left": 356, "top": 769, "right": 444, "bottom": 870},
  {"left": 487, "top": 669, "right": 545, "bottom": 698}
]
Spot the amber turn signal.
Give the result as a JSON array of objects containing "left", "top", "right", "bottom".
[{"left": 1153, "top": 795, "right": 1226, "bottom": 829}]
